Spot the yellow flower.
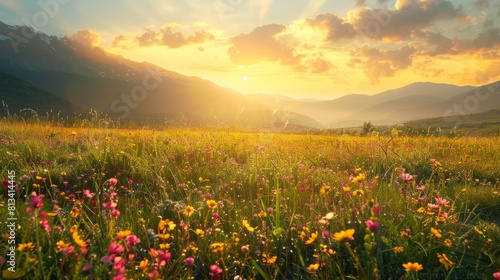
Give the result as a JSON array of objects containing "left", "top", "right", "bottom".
[
  {"left": 17, "top": 242, "right": 35, "bottom": 251},
  {"left": 437, "top": 253, "right": 454, "bottom": 271},
  {"left": 156, "top": 233, "right": 171, "bottom": 240},
  {"left": 430, "top": 227, "right": 442, "bottom": 238},
  {"left": 332, "top": 229, "right": 355, "bottom": 242},
  {"left": 206, "top": 199, "right": 218, "bottom": 209},
  {"left": 436, "top": 216, "right": 446, "bottom": 223},
  {"left": 72, "top": 229, "right": 86, "bottom": 247},
  {"left": 305, "top": 231, "right": 318, "bottom": 245},
  {"left": 159, "top": 243, "right": 170, "bottom": 250},
  {"left": 195, "top": 229, "right": 205, "bottom": 236},
  {"left": 473, "top": 226, "right": 484, "bottom": 235},
  {"left": 138, "top": 259, "right": 149, "bottom": 272},
  {"left": 394, "top": 246, "right": 404, "bottom": 253},
  {"left": 56, "top": 240, "right": 71, "bottom": 250},
  {"left": 320, "top": 185, "right": 330, "bottom": 195},
  {"left": 158, "top": 219, "right": 176, "bottom": 232},
  {"left": 342, "top": 186, "right": 351, "bottom": 192},
  {"left": 184, "top": 205, "right": 195, "bottom": 217},
  {"left": 70, "top": 207, "right": 80, "bottom": 218},
  {"left": 352, "top": 173, "right": 366, "bottom": 183},
  {"left": 402, "top": 262, "right": 423, "bottom": 272},
  {"left": 116, "top": 230, "right": 132, "bottom": 239},
  {"left": 211, "top": 242, "right": 224, "bottom": 253},
  {"left": 444, "top": 239, "right": 452, "bottom": 247},
  {"left": 306, "top": 263, "right": 320, "bottom": 274},
  {"left": 320, "top": 244, "right": 328, "bottom": 253},
  {"left": 258, "top": 211, "right": 267, "bottom": 218},
  {"left": 300, "top": 231, "right": 307, "bottom": 240},
  {"left": 35, "top": 176, "right": 43, "bottom": 180},
  {"left": 262, "top": 253, "right": 277, "bottom": 265},
  {"left": 417, "top": 207, "right": 426, "bottom": 213},
  {"left": 32, "top": 183, "right": 40, "bottom": 188},
  {"left": 352, "top": 190, "right": 364, "bottom": 196},
  {"left": 242, "top": 220, "right": 254, "bottom": 232},
  {"left": 189, "top": 246, "right": 199, "bottom": 254}
]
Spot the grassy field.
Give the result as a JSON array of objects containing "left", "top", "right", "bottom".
[{"left": 1, "top": 121, "right": 499, "bottom": 279}]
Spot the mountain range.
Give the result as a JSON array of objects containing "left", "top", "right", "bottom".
[{"left": 1, "top": 21, "right": 499, "bottom": 130}]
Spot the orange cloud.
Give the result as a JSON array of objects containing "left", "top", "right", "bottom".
[
  {"left": 68, "top": 29, "right": 104, "bottom": 48},
  {"left": 227, "top": 24, "right": 300, "bottom": 66},
  {"left": 134, "top": 24, "right": 215, "bottom": 48}
]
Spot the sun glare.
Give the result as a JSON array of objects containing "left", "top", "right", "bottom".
[{"left": 242, "top": 76, "right": 248, "bottom": 81}]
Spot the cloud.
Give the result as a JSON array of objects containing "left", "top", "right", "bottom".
[
  {"left": 473, "top": 0, "right": 489, "bottom": 9},
  {"left": 309, "top": 57, "right": 330, "bottom": 73},
  {"left": 472, "top": 27, "right": 500, "bottom": 49},
  {"left": 420, "top": 26, "right": 500, "bottom": 56},
  {"left": 135, "top": 24, "right": 215, "bottom": 48},
  {"left": 355, "top": 0, "right": 367, "bottom": 6},
  {"left": 227, "top": 24, "right": 300, "bottom": 66},
  {"left": 68, "top": 29, "right": 105, "bottom": 48},
  {"left": 348, "top": 45, "right": 417, "bottom": 82},
  {"left": 305, "top": 13, "right": 356, "bottom": 41},
  {"left": 348, "top": 0, "right": 464, "bottom": 40}
]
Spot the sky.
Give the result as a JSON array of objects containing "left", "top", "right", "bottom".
[{"left": 1, "top": 0, "right": 500, "bottom": 99}]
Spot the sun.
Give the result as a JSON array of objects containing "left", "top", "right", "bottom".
[{"left": 242, "top": 76, "right": 248, "bottom": 81}]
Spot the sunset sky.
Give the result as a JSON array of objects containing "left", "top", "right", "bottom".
[{"left": 1, "top": 0, "right": 500, "bottom": 99}]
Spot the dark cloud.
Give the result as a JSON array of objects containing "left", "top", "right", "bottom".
[
  {"left": 355, "top": 0, "right": 367, "bottom": 6},
  {"left": 135, "top": 24, "right": 214, "bottom": 48},
  {"left": 227, "top": 24, "right": 300, "bottom": 66},
  {"left": 349, "top": 0, "right": 464, "bottom": 40},
  {"left": 305, "top": 13, "right": 356, "bottom": 41},
  {"left": 348, "top": 45, "right": 417, "bottom": 82},
  {"left": 472, "top": 27, "right": 500, "bottom": 49},
  {"left": 473, "top": 0, "right": 489, "bottom": 9}
]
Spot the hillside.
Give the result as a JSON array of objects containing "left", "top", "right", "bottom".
[{"left": 1, "top": 20, "right": 499, "bottom": 130}]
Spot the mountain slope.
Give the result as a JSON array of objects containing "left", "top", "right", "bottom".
[
  {"left": 0, "top": 22, "right": 320, "bottom": 128},
  {"left": 0, "top": 70, "right": 83, "bottom": 117}
]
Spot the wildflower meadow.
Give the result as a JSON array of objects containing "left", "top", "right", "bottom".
[{"left": 1, "top": 121, "right": 499, "bottom": 279}]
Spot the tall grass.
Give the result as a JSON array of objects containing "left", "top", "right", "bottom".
[{"left": 0, "top": 121, "right": 499, "bottom": 279}]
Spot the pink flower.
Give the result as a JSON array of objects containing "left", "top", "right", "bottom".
[
  {"left": 493, "top": 272, "right": 500, "bottom": 279},
  {"left": 210, "top": 264, "right": 223, "bottom": 280},
  {"left": 373, "top": 204, "right": 381, "bottom": 217},
  {"left": 399, "top": 173, "right": 414, "bottom": 181},
  {"left": 40, "top": 219, "right": 51, "bottom": 232},
  {"left": 365, "top": 220, "right": 379, "bottom": 232},
  {"left": 112, "top": 256, "right": 126, "bottom": 274},
  {"left": 108, "top": 242, "right": 124, "bottom": 255},
  {"left": 416, "top": 185, "right": 426, "bottom": 191},
  {"left": 83, "top": 189, "right": 93, "bottom": 198},
  {"left": 102, "top": 201, "right": 117, "bottom": 209},
  {"left": 435, "top": 197, "right": 450, "bottom": 205},
  {"left": 111, "top": 209, "right": 121, "bottom": 217},
  {"left": 427, "top": 203, "right": 440, "bottom": 209},
  {"left": 60, "top": 246, "right": 75, "bottom": 256},
  {"left": 30, "top": 196, "right": 43, "bottom": 208},
  {"left": 126, "top": 234, "right": 141, "bottom": 248},
  {"left": 82, "top": 264, "right": 93, "bottom": 271},
  {"left": 185, "top": 257, "right": 195, "bottom": 267},
  {"left": 109, "top": 178, "right": 118, "bottom": 186}
]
